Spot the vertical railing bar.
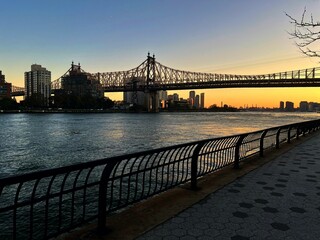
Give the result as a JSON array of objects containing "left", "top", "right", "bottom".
[
  {"left": 151, "top": 151, "right": 167, "bottom": 196},
  {"left": 260, "top": 130, "right": 268, "bottom": 157},
  {"left": 169, "top": 146, "right": 185, "bottom": 187},
  {"left": 191, "top": 141, "right": 205, "bottom": 190},
  {"left": 159, "top": 149, "right": 175, "bottom": 191},
  {"left": 107, "top": 161, "right": 121, "bottom": 212},
  {"left": 143, "top": 154, "right": 156, "bottom": 198},
  {"left": 204, "top": 140, "right": 216, "bottom": 173},
  {"left": 234, "top": 135, "right": 246, "bottom": 169},
  {"left": 58, "top": 172, "right": 70, "bottom": 232},
  {"left": 287, "top": 126, "right": 292, "bottom": 143},
  {"left": 275, "top": 127, "right": 282, "bottom": 149},
  {"left": 217, "top": 139, "right": 227, "bottom": 169},
  {"left": 146, "top": 151, "right": 161, "bottom": 197},
  {"left": 82, "top": 167, "right": 94, "bottom": 223},
  {"left": 29, "top": 178, "right": 41, "bottom": 240},
  {"left": 177, "top": 145, "right": 192, "bottom": 184},
  {"left": 164, "top": 148, "right": 181, "bottom": 190},
  {"left": 70, "top": 169, "right": 83, "bottom": 227},
  {"left": 97, "top": 160, "right": 118, "bottom": 233},
  {"left": 206, "top": 141, "right": 214, "bottom": 173},
  {"left": 182, "top": 145, "right": 196, "bottom": 183},
  {"left": 117, "top": 158, "right": 132, "bottom": 208},
  {"left": 44, "top": 175, "right": 57, "bottom": 237},
  {"left": 139, "top": 154, "right": 154, "bottom": 200},
  {"left": 13, "top": 182, "right": 23, "bottom": 240},
  {"left": 132, "top": 156, "right": 146, "bottom": 202}
]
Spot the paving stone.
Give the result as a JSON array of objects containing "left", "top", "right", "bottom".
[
  {"left": 293, "top": 192, "right": 307, "bottom": 197},
  {"left": 228, "top": 189, "right": 240, "bottom": 193},
  {"left": 270, "top": 192, "right": 284, "bottom": 197},
  {"left": 262, "top": 186, "right": 275, "bottom": 191},
  {"left": 280, "top": 173, "right": 290, "bottom": 176},
  {"left": 254, "top": 199, "right": 269, "bottom": 204},
  {"left": 277, "top": 179, "right": 288, "bottom": 183},
  {"left": 256, "top": 181, "right": 267, "bottom": 185},
  {"left": 289, "top": 207, "right": 306, "bottom": 213},
  {"left": 232, "top": 211, "right": 249, "bottom": 218},
  {"left": 231, "top": 235, "right": 250, "bottom": 240},
  {"left": 270, "top": 222, "right": 290, "bottom": 231},
  {"left": 263, "top": 207, "right": 278, "bottom": 213},
  {"left": 239, "top": 202, "right": 254, "bottom": 209}
]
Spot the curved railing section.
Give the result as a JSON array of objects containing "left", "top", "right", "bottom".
[{"left": 0, "top": 119, "right": 320, "bottom": 239}]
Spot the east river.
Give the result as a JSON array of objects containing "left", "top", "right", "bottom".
[{"left": 0, "top": 112, "right": 319, "bottom": 178}]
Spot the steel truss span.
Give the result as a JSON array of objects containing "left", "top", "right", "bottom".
[{"left": 11, "top": 54, "right": 320, "bottom": 95}]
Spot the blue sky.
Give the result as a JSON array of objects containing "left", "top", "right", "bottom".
[{"left": 1, "top": 0, "right": 320, "bottom": 107}]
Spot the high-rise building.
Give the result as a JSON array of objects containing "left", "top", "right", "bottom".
[
  {"left": 195, "top": 95, "right": 200, "bottom": 109},
  {"left": 189, "top": 90, "right": 195, "bottom": 106},
  {"left": 200, "top": 93, "right": 205, "bottom": 109},
  {"left": 299, "top": 101, "right": 308, "bottom": 112},
  {"left": 173, "top": 93, "right": 179, "bottom": 101},
  {"left": 0, "top": 71, "right": 11, "bottom": 100},
  {"left": 285, "top": 101, "right": 294, "bottom": 112},
  {"left": 25, "top": 64, "right": 51, "bottom": 106},
  {"left": 279, "top": 101, "right": 284, "bottom": 111}
]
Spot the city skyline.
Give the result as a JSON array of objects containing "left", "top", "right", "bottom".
[{"left": 1, "top": 1, "right": 320, "bottom": 108}]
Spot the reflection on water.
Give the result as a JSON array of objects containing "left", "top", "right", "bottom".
[{"left": 0, "top": 112, "right": 318, "bottom": 177}]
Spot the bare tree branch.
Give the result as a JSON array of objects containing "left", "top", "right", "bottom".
[{"left": 286, "top": 8, "right": 320, "bottom": 59}]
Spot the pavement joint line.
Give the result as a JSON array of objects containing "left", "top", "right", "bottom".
[{"left": 58, "top": 131, "right": 320, "bottom": 240}]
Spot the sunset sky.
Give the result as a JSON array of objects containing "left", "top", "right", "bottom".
[{"left": 0, "top": 0, "right": 320, "bottom": 108}]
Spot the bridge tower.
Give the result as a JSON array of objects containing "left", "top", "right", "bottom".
[{"left": 145, "top": 53, "right": 159, "bottom": 112}]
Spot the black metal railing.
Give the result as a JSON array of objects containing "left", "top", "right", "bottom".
[{"left": 0, "top": 119, "right": 320, "bottom": 239}]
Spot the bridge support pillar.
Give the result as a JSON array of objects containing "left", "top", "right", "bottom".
[{"left": 145, "top": 90, "right": 159, "bottom": 112}]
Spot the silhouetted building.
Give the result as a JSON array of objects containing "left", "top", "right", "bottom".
[
  {"left": 158, "top": 90, "right": 168, "bottom": 108},
  {"left": 308, "top": 102, "right": 320, "bottom": 112},
  {"left": 0, "top": 71, "right": 11, "bottom": 99},
  {"left": 279, "top": 101, "right": 284, "bottom": 111},
  {"left": 189, "top": 90, "right": 195, "bottom": 106},
  {"left": 200, "top": 93, "right": 205, "bottom": 109},
  {"left": 299, "top": 101, "right": 308, "bottom": 112},
  {"left": 25, "top": 64, "right": 51, "bottom": 106},
  {"left": 62, "top": 62, "right": 103, "bottom": 98},
  {"left": 195, "top": 94, "right": 200, "bottom": 109},
  {"left": 173, "top": 93, "right": 179, "bottom": 101},
  {"left": 285, "top": 101, "right": 294, "bottom": 111}
]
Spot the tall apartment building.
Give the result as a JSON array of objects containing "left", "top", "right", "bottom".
[
  {"left": 195, "top": 94, "right": 200, "bottom": 108},
  {"left": 25, "top": 64, "right": 51, "bottom": 106},
  {"left": 299, "top": 101, "right": 308, "bottom": 112},
  {"left": 189, "top": 90, "right": 195, "bottom": 106},
  {"left": 279, "top": 101, "right": 284, "bottom": 111},
  {"left": 200, "top": 93, "right": 205, "bottom": 109},
  {"left": 0, "top": 71, "right": 11, "bottom": 99},
  {"left": 285, "top": 101, "right": 294, "bottom": 112}
]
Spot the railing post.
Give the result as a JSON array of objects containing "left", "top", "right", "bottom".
[
  {"left": 287, "top": 127, "right": 292, "bottom": 143},
  {"left": 296, "top": 126, "right": 300, "bottom": 139},
  {"left": 191, "top": 142, "right": 205, "bottom": 190},
  {"left": 97, "top": 160, "right": 118, "bottom": 233},
  {"left": 234, "top": 135, "right": 246, "bottom": 169},
  {"left": 275, "top": 127, "right": 281, "bottom": 149},
  {"left": 260, "top": 130, "right": 268, "bottom": 157}
]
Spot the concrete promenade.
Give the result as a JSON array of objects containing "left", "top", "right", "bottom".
[
  {"left": 137, "top": 133, "right": 320, "bottom": 240},
  {"left": 63, "top": 133, "right": 320, "bottom": 240}
]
